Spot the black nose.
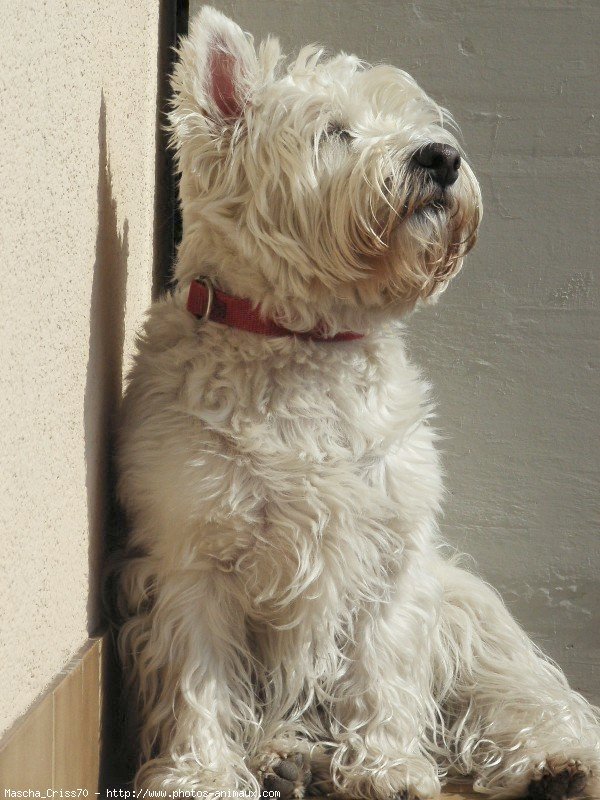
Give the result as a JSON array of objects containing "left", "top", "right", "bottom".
[{"left": 413, "top": 143, "right": 461, "bottom": 188}]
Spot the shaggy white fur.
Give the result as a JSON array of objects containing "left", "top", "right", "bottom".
[{"left": 117, "top": 7, "right": 600, "bottom": 799}]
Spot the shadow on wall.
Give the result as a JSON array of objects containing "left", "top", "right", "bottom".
[{"left": 85, "top": 91, "right": 129, "bottom": 636}]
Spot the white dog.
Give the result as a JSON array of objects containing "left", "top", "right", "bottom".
[{"left": 117, "top": 7, "right": 600, "bottom": 798}]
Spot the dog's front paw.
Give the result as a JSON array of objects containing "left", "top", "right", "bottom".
[
  {"left": 391, "top": 791, "right": 425, "bottom": 800},
  {"left": 258, "top": 751, "right": 311, "bottom": 799},
  {"left": 388, "top": 778, "right": 438, "bottom": 800},
  {"left": 526, "top": 759, "right": 590, "bottom": 800}
]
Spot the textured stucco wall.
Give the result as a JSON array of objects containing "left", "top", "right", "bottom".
[
  {"left": 0, "top": 3, "right": 159, "bottom": 734},
  {"left": 191, "top": 0, "right": 600, "bottom": 701}
]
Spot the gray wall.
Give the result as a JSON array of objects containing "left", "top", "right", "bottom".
[{"left": 190, "top": 0, "right": 600, "bottom": 701}]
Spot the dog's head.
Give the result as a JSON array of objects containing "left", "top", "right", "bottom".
[{"left": 170, "top": 6, "right": 481, "bottom": 332}]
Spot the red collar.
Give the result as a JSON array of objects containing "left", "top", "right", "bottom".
[{"left": 186, "top": 278, "right": 364, "bottom": 342}]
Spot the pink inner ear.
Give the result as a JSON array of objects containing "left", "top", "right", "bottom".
[{"left": 209, "top": 42, "right": 242, "bottom": 119}]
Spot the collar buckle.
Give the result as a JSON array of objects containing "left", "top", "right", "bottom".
[{"left": 194, "top": 277, "right": 214, "bottom": 323}]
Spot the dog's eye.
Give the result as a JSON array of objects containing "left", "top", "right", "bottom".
[{"left": 324, "top": 123, "right": 353, "bottom": 142}]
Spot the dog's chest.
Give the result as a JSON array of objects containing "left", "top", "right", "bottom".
[{"left": 174, "top": 329, "right": 441, "bottom": 585}]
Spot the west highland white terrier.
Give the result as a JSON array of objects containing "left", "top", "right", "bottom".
[{"left": 117, "top": 7, "right": 600, "bottom": 798}]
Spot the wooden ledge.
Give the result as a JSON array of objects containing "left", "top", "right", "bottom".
[{"left": 0, "top": 636, "right": 104, "bottom": 792}]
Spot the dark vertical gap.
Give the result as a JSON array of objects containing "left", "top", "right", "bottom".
[
  {"left": 153, "top": 0, "right": 189, "bottom": 297},
  {"left": 173, "top": 0, "right": 189, "bottom": 262},
  {"left": 99, "top": 2, "right": 189, "bottom": 794}
]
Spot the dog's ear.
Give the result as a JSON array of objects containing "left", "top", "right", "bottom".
[{"left": 169, "top": 6, "right": 258, "bottom": 144}]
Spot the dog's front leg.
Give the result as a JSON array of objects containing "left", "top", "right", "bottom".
[
  {"left": 121, "top": 566, "right": 258, "bottom": 795},
  {"left": 327, "top": 576, "right": 442, "bottom": 800}
]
